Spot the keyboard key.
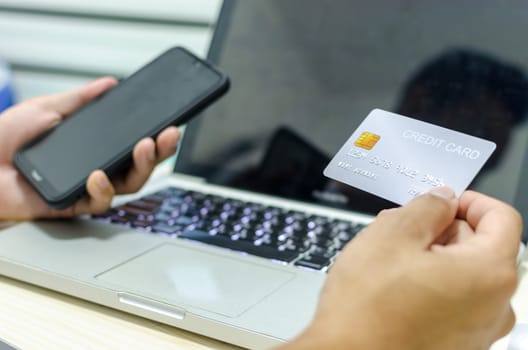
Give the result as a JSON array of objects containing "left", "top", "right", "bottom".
[
  {"left": 174, "top": 216, "right": 194, "bottom": 226},
  {"left": 178, "top": 230, "right": 298, "bottom": 262},
  {"left": 128, "top": 199, "right": 161, "bottom": 210},
  {"left": 154, "top": 212, "right": 172, "bottom": 222},
  {"left": 141, "top": 193, "right": 166, "bottom": 203},
  {"left": 152, "top": 223, "right": 182, "bottom": 234},
  {"left": 110, "top": 215, "right": 133, "bottom": 225},
  {"left": 132, "top": 220, "right": 153, "bottom": 230},
  {"left": 335, "top": 231, "right": 354, "bottom": 242},
  {"left": 353, "top": 223, "right": 367, "bottom": 234},
  {"left": 94, "top": 186, "right": 362, "bottom": 268},
  {"left": 116, "top": 204, "right": 155, "bottom": 216}
]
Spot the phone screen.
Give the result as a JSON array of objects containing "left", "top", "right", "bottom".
[{"left": 18, "top": 48, "right": 225, "bottom": 201}]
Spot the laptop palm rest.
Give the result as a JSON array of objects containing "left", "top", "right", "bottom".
[{"left": 96, "top": 243, "right": 295, "bottom": 317}]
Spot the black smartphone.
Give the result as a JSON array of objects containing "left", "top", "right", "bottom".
[{"left": 15, "top": 47, "right": 229, "bottom": 209}]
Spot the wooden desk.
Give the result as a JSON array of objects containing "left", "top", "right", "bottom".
[{"left": 0, "top": 275, "right": 241, "bottom": 350}]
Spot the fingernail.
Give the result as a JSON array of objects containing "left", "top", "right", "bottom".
[
  {"left": 85, "top": 78, "right": 106, "bottom": 90},
  {"left": 87, "top": 77, "right": 114, "bottom": 88},
  {"left": 48, "top": 113, "right": 62, "bottom": 127},
  {"left": 97, "top": 176, "right": 109, "bottom": 191},
  {"left": 148, "top": 149, "right": 156, "bottom": 162},
  {"left": 429, "top": 186, "right": 455, "bottom": 200}
]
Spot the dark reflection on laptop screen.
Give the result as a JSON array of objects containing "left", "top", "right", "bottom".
[{"left": 179, "top": 0, "right": 528, "bottom": 224}]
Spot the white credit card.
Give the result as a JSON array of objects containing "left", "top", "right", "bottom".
[{"left": 323, "top": 109, "right": 496, "bottom": 205}]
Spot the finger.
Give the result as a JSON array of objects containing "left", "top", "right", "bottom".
[
  {"left": 71, "top": 170, "right": 115, "bottom": 215},
  {"left": 432, "top": 219, "right": 474, "bottom": 246},
  {"left": 107, "top": 127, "right": 179, "bottom": 195},
  {"left": 458, "top": 191, "right": 522, "bottom": 258},
  {"left": 0, "top": 77, "right": 117, "bottom": 163},
  {"left": 376, "top": 208, "right": 398, "bottom": 218},
  {"left": 0, "top": 109, "right": 62, "bottom": 162},
  {"left": 155, "top": 126, "right": 180, "bottom": 162},
  {"left": 113, "top": 138, "right": 156, "bottom": 194},
  {"left": 367, "top": 187, "right": 458, "bottom": 249},
  {"left": 36, "top": 77, "right": 117, "bottom": 117},
  {"left": 431, "top": 220, "right": 459, "bottom": 246},
  {"left": 34, "top": 170, "right": 114, "bottom": 218},
  {"left": 494, "top": 305, "right": 516, "bottom": 341}
]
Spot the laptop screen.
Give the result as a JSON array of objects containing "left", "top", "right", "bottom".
[{"left": 176, "top": 0, "right": 528, "bottom": 239}]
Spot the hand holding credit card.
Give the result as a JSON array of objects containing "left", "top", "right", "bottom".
[{"left": 323, "top": 109, "right": 496, "bottom": 205}]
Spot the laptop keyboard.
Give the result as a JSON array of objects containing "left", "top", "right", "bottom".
[{"left": 92, "top": 187, "right": 366, "bottom": 271}]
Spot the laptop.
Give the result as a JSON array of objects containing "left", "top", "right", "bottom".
[{"left": 2, "top": 0, "right": 528, "bottom": 348}]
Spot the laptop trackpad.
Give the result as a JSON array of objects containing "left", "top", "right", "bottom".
[{"left": 96, "top": 243, "right": 295, "bottom": 317}]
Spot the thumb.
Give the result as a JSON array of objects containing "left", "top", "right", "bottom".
[
  {"left": 34, "top": 77, "right": 117, "bottom": 117},
  {"left": 0, "top": 77, "right": 117, "bottom": 163},
  {"left": 370, "top": 187, "right": 458, "bottom": 249}
]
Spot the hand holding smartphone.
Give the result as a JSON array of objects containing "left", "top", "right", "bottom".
[{"left": 15, "top": 47, "right": 229, "bottom": 209}]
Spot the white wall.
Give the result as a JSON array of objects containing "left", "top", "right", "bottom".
[{"left": 0, "top": 0, "right": 221, "bottom": 101}]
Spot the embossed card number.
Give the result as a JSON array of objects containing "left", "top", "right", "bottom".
[{"left": 323, "top": 109, "right": 496, "bottom": 205}]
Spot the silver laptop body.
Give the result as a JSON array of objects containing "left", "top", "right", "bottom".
[
  {"left": 2, "top": 1, "right": 528, "bottom": 349},
  {"left": 0, "top": 174, "right": 373, "bottom": 349}
]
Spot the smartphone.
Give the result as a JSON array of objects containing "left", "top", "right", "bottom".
[{"left": 15, "top": 47, "right": 229, "bottom": 209}]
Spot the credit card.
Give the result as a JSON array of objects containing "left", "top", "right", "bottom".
[{"left": 323, "top": 109, "right": 496, "bottom": 205}]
